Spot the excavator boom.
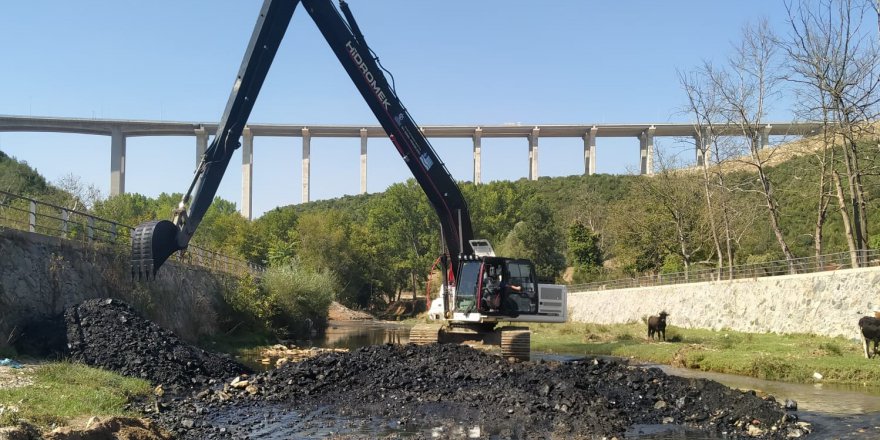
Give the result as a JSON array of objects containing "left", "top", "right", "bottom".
[{"left": 131, "top": 0, "right": 473, "bottom": 279}]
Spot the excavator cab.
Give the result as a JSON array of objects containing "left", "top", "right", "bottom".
[{"left": 453, "top": 257, "right": 538, "bottom": 316}]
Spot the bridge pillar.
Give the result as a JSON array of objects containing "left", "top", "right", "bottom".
[
  {"left": 110, "top": 126, "right": 126, "bottom": 196},
  {"left": 302, "top": 127, "right": 311, "bottom": 204},
  {"left": 473, "top": 127, "right": 482, "bottom": 184},
  {"left": 360, "top": 128, "right": 368, "bottom": 194},
  {"left": 640, "top": 126, "right": 655, "bottom": 175},
  {"left": 583, "top": 126, "right": 597, "bottom": 175},
  {"left": 528, "top": 127, "right": 539, "bottom": 180},
  {"left": 195, "top": 127, "right": 208, "bottom": 167},
  {"left": 760, "top": 124, "right": 772, "bottom": 149},
  {"left": 695, "top": 126, "right": 712, "bottom": 166},
  {"left": 241, "top": 127, "right": 253, "bottom": 220}
]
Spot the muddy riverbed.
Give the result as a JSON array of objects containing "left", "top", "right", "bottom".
[{"left": 55, "top": 299, "right": 812, "bottom": 439}]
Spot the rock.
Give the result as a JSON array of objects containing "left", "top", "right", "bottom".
[
  {"left": 0, "top": 422, "right": 41, "bottom": 440},
  {"left": 84, "top": 416, "right": 101, "bottom": 429},
  {"left": 812, "top": 371, "right": 823, "bottom": 380},
  {"left": 44, "top": 417, "right": 172, "bottom": 440},
  {"left": 654, "top": 400, "right": 667, "bottom": 410},
  {"left": 747, "top": 424, "right": 765, "bottom": 437},
  {"left": 64, "top": 299, "right": 250, "bottom": 389},
  {"left": 784, "top": 399, "right": 798, "bottom": 411}
]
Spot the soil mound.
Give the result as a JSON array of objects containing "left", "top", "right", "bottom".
[
  {"left": 45, "top": 417, "right": 172, "bottom": 440},
  {"left": 65, "top": 299, "right": 251, "bottom": 390},
  {"left": 152, "top": 344, "right": 804, "bottom": 439},
  {"left": 328, "top": 301, "right": 373, "bottom": 320}
]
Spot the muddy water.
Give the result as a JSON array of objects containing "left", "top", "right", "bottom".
[{"left": 239, "top": 320, "right": 880, "bottom": 439}]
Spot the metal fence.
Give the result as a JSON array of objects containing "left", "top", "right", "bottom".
[
  {"left": 0, "top": 190, "right": 263, "bottom": 277},
  {"left": 569, "top": 249, "right": 880, "bottom": 292}
]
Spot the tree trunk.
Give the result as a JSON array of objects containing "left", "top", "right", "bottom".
[
  {"left": 833, "top": 170, "right": 860, "bottom": 268},
  {"left": 756, "top": 164, "right": 797, "bottom": 274}
]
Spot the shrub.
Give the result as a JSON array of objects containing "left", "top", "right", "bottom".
[
  {"left": 221, "top": 273, "right": 274, "bottom": 330},
  {"left": 262, "top": 261, "right": 337, "bottom": 337}
]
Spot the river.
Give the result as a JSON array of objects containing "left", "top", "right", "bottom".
[{"left": 246, "top": 320, "right": 880, "bottom": 439}]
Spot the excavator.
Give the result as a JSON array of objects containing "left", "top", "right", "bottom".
[{"left": 131, "top": 0, "right": 567, "bottom": 361}]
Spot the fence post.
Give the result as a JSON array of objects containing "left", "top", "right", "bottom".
[
  {"left": 28, "top": 201, "right": 36, "bottom": 233},
  {"left": 61, "top": 209, "right": 69, "bottom": 238},
  {"left": 87, "top": 217, "right": 95, "bottom": 243}
]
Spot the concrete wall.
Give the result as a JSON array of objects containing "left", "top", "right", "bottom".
[
  {"left": 569, "top": 267, "right": 880, "bottom": 339},
  {"left": 0, "top": 228, "right": 234, "bottom": 350}
]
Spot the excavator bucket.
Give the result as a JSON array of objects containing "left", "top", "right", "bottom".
[{"left": 131, "top": 220, "right": 181, "bottom": 280}]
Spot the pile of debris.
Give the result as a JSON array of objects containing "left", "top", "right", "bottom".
[
  {"left": 151, "top": 343, "right": 808, "bottom": 439},
  {"left": 259, "top": 344, "right": 348, "bottom": 368},
  {"left": 65, "top": 299, "right": 250, "bottom": 390}
]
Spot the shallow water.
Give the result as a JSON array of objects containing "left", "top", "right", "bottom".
[{"left": 237, "top": 320, "right": 880, "bottom": 439}]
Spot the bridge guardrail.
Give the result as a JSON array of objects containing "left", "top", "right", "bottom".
[
  {"left": 0, "top": 190, "right": 263, "bottom": 277},
  {"left": 568, "top": 249, "right": 880, "bottom": 292}
]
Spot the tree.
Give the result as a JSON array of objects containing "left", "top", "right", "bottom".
[
  {"left": 92, "top": 193, "right": 157, "bottom": 226},
  {"left": 710, "top": 19, "right": 798, "bottom": 273},
  {"left": 498, "top": 196, "right": 566, "bottom": 279},
  {"left": 250, "top": 207, "right": 298, "bottom": 266},
  {"left": 679, "top": 67, "right": 739, "bottom": 278},
  {"left": 638, "top": 163, "right": 711, "bottom": 279},
  {"left": 567, "top": 220, "right": 603, "bottom": 283},
  {"left": 785, "top": 0, "right": 880, "bottom": 266},
  {"left": 365, "top": 181, "right": 439, "bottom": 301},
  {"left": 54, "top": 173, "right": 103, "bottom": 212},
  {"left": 567, "top": 220, "right": 602, "bottom": 268}
]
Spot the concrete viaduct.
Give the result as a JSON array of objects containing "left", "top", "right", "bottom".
[{"left": 0, "top": 115, "right": 822, "bottom": 219}]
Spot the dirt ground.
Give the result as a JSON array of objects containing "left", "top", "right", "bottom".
[
  {"left": 0, "top": 363, "right": 35, "bottom": 390},
  {"left": 328, "top": 301, "right": 374, "bottom": 321}
]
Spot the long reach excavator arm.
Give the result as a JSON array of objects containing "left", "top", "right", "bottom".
[{"left": 131, "top": 0, "right": 474, "bottom": 279}]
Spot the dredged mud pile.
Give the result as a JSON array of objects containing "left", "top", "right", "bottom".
[
  {"left": 150, "top": 343, "right": 806, "bottom": 439},
  {"left": 65, "top": 298, "right": 251, "bottom": 390}
]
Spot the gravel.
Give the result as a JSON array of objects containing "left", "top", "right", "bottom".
[
  {"left": 59, "top": 299, "right": 808, "bottom": 438},
  {"left": 64, "top": 298, "right": 251, "bottom": 391}
]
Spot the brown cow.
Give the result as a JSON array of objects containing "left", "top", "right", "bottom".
[
  {"left": 859, "top": 316, "right": 880, "bottom": 359},
  {"left": 648, "top": 311, "right": 669, "bottom": 341}
]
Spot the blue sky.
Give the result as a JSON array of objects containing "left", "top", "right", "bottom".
[{"left": 0, "top": 1, "right": 818, "bottom": 217}]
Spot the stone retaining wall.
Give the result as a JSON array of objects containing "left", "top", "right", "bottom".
[
  {"left": 0, "top": 228, "right": 234, "bottom": 350},
  {"left": 568, "top": 267, "right": 880, "bottom": 339}
]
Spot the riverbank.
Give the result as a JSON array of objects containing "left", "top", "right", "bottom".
[{"left": 530, "top": 321, "right": 880, "bottom": 386}]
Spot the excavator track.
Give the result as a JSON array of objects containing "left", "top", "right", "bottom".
[
  {"left": 409, "top": 323, "right": 443, "bottom": 345},
  {"left": 500, "top": 327, "right": 531, "bottom": 362}
]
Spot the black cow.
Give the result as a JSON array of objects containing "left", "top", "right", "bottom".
[
  {"left": 648, "top": 311, "right": 669, "bottom": 341},
  {"left": 859, "top": 316, "right": 880, "bottom": 359}
]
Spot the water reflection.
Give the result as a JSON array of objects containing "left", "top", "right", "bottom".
[
  {"left": 298, "top": 320, "right": 412, "bottom": 349},
  {"left": 651, "top": 364, "right": 880, "bottom": 415}
]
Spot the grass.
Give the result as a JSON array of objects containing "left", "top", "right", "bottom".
[
  {"left": 0, "top": 362, "right": 152, "bottom": 429},
  {"left": 530, "top": 321, "right": 880, "bottom": 386}
]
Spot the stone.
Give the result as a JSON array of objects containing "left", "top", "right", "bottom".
[
  {"left": 747, "top": 424, "right": 765, "bottom": 437},
  {"left": 784, "top": 399, "right": 797, "bottom": 411},
  {"left": 0, "top": 422, "right": 41, "bottom": 440},
  {"left": 654, "top": 400, "right": 667, "bottom": 410}
]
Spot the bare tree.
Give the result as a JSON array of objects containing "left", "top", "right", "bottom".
[
  {"left": 55, "top": 173, "right": 103, "bottom": 211},
  {"left": 709, "top": 19, "right": 798, "bottom": 273},
  {"left": 647, "top": 151, "right": 714, "bottom": 280},
  {"left": 679, "top": 68, "right": 739, "bottom": 278},
  {"left": 786, "top": 0, "right": 880, "bottom": 266}
]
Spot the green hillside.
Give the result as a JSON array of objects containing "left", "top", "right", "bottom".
[{"left": 3, "top": 136, "right": 879, "bottom": 309}]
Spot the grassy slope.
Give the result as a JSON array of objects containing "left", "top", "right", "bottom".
[
  {"left": 531, "top": 321, "right": 880, "bottom": 386},
  {"left": 0, "top": 362, "right": 152, "bottom": 428}
]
